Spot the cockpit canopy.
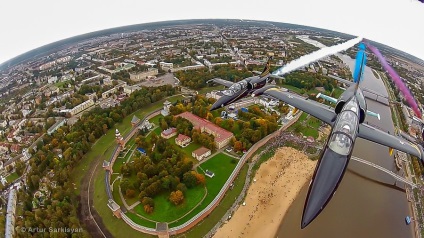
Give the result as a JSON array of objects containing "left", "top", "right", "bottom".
[
  {"left": 328, "top": 109, "right": 359, "bottom": 156},
  {"left": 222, "top": 80, "right": 248, "bottom": 96}
]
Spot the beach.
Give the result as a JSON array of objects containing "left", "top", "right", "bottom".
[{"left": 213, "top": 147, "right": 317, "bottom": 238}]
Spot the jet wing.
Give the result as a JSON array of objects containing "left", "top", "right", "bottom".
[
  {"left": 358, "top": 123, "right": 424, "bottom": 160},
  {"left": 206, "top": 78, "right": 233, "bottom": 88},
  {"left": 264, "top": 88, "right": 337, "bottom": 126}
]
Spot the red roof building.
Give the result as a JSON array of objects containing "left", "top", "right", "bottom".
[
  {"left": 161, "top": 128, "right": 177, "bottom": 139},
  {"left": 177, "top": 112, "right": 234, "bottom": 149},
  {"left": 192, "top": 147, "right": 211, "bottom": 161},
  {"left": 175, "top": 134, "right": 191, "bottom": 147}
]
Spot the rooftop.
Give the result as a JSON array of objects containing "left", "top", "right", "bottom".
[
  {"left": 177, "top": 111, "right": 233, "bottom": 143},
  {"left": 193, "top": 146, "right": 211, "bottom": 156},
  {"left": 176, "top": 133, "right": 190, "bottom": 142}
]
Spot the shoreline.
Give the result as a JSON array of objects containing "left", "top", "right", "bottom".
[{"left": 213, "top": 147, "right": 317, "bottom": 238}]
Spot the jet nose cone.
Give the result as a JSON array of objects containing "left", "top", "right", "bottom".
[
  {"left": 301, "top": 202, "right": 320, "bottom": 229},
  {"left": 210, "top": 102, "right": 221, "bottom": 111},
  {"left": 300, "top": 148, "right": 350, "bottom": 229}
]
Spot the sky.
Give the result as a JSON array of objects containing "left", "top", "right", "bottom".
[{"left": 1, "top": 0, "right": 424, "bottom": 64}]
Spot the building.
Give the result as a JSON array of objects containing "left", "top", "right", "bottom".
[
  {"left": 131, "top": 115, "right": 140, "bottom": 126},
  {"left": 161, "top": 128, "right": 177, "bottom": 139},
  {"left": 123, "top": 85, "right": 141, "bottom": 95},
  {"left": 159, "top": 62, "right": 174, "bottom": 71},
  {"left": 161, "top": 100, "right": 172, "bottom": 116},
  {"left": 107, "top": 199, "right": 122, "bottom": 218},
  {"left": 129, "top": 68, "right": 158, "bottom": 81},
  {"left": 205, "top": 170, "right": 215, "bottom": 178},
  {"left": 177, "top": 112, "right": 234, "bottom": 149},
  {"left": 137, "top": 148, "right": 146, "bottom": 155},
  {"left": 69, "top": 99, "right": 94, "bottom": 116},
  {"left": 115, "top": 129, "right": 125, "bottom": 147},
  {"left": 175, "top": 134, "right": 191, "bottom": 147},
  {"left": 5, "top": 189, "right": 17, "bottom": 238},
  {"left": 47, "top": 118, "right": 66, "bottom": 135},
  {"left": 0, "top": 119, "right": 7, "bottom": 128},
  {"left": 192, "top": 147, "right": 211, "bottom": 161}
]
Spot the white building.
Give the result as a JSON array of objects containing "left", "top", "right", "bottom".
[
  {"left": 129, "top": 68, "right": 158, "bottom": 81},
  {"left": 5, "top": 189, "right": 17, "bottom": 238},
  {"left": 69, "top": 99, "right": 94, "bottom": 116},
  {"left": 159, "top": 62, "right": 174, "bottom": 71},
  {"left": 47, "top": 118, "right": 66, "bottom": 135}
]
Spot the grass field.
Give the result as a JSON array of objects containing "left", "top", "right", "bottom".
[
  {"left": 133, "top": 185, "right": 206, "bottom": 223},
  {"left": 174, "top": 164, "right": 249, "bottom": 238},
  {"left": 6, "top": 172, "right": 20, "bottom": 183}
]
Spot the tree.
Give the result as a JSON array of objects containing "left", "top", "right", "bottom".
[
  {"left": 126, "top": 189, "right": 136, "bottom": 198},
  {"left": 142, "top": 197, "right": 154, "bottom": 207},
  {"left": 88, "top": 133, "right": 96, "bottom": 143},
  {"left": 234, "top": 141, "right": 243, "bottom": 152},
  {"left": 176, "top": 183, "right": 187, "bottom": 193},
  {"left": 144, "top": 204, "right": 154, "bottom": 214},
  {"left": 193, "top": 172, "right": 206, "bottom": 185},
  {"left": 183, "top": 171, "right": 197, "bottom": 188},
  {"left": 169, "top": 190, "right": 184, "bottom": 205}
]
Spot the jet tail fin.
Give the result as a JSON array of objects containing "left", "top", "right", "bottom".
[
  {"left": 260, "top": 56, "right": 273, "bottom": 78},
  {"left": 354, "top": 42, "right": 367, "bottom": 93}
]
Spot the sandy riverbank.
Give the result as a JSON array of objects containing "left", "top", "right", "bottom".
[{"left": 213, "top": 147, "right": 317, "bottom": 238}]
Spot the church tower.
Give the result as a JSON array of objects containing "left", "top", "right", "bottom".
[{"left": 115, "top": 129, "right": 125, "bottom": 147}]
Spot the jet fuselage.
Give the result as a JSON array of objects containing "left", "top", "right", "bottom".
[
  {"left": 301, "top": 90, "right": 362, "bottom": 228},
  {"left": 210, "top": 75, "right": 269, "bottom": 110}
]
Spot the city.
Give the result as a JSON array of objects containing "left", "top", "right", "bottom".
[{"left": 0, "top": 19, "right": 424, "bottom": 238}]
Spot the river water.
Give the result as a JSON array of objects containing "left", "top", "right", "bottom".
[{"left": 275, "top": 37, "right": 414, "bottom": 238}]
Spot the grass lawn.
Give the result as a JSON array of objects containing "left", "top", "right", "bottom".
[
  {"left": 133, "top": 185, "right": 206, "bottom": 223},
  {"left": 6, "top": 172, "right": 20, "bottom": 183},
  {"left": 174, "top": 164, "right": 249, "bottom": 238},
  {"left": 125, "top": 212, "right": 157, "bottom": 228},
  {"left": 149, "top": 115, "right": 163, "bottom": 126},
  {"left": 167, "top": 153, "right": 237, "bottom": 228},
  {"left": 333, "top": 87, "right": 345, "bottom": 98}
]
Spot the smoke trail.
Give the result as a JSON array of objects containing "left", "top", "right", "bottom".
[
  {"left": 364, "top": 41, "right": 422, "bottom": 119},
  {"left": 272, "top": 36, "right": 363, "bottom": 76}
]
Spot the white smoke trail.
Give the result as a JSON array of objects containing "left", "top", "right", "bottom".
[{"left": 272, "top": 36, "right": 363, "bottom": 76}]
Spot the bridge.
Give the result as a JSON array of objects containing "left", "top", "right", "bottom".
[{"left": 351, "top": 156, "right": 417, "bottom": 188}]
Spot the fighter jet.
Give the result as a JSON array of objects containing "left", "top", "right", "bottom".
[
  {"left": 208, "top": 57, "right": 283, "bottom": 111},
  {"left": 263, "top": 44, "right": 424, "bottom": 228}
]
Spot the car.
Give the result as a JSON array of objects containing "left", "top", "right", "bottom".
[{"left": 226, "top": 147, "right": 233, "bottom": 152}]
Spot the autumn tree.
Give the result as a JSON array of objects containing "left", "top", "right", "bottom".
[
  {"left": 234, "top": 141, "right": 243, "bottom": 152},
  {"left": 144, "top": 204, "right": 154, "bottom": 214},
  {"left": 193, "top": 172, "right": 206, "bottom": 185},
  {"left": 169, "top": 190, "right": 184, "bottom": 205}
]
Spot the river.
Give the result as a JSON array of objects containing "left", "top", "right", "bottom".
[{"left": 275, "top": 37, "right": 414, "bottom": 238}]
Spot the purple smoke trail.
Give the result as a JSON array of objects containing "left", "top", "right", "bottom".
[{"left": 364, "top": 40, "right": 422, "bottom": 119}]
